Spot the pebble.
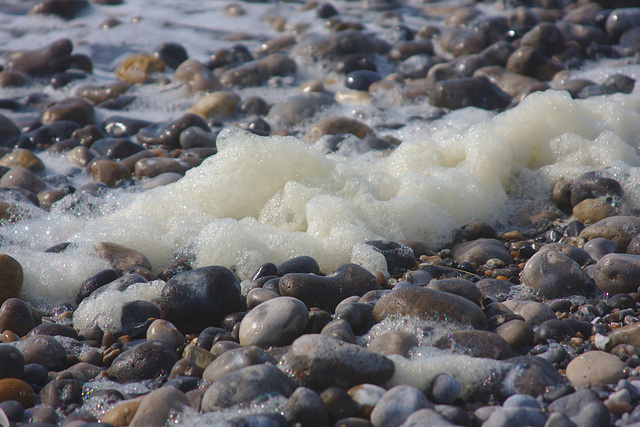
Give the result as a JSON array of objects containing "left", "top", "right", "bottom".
[
  {"left": 109, "top": 340, "right": 179, "bottom": 383},
  {"left": 285, "top": 386, "right": 329, "bottom": 426},
  {"left": 129, "top": 386, "right": 190, "bottom": 427},
  {"left": 348, "top": 384, "right": 386, "bottom": 418},
  {"left": 426, "top": 278, "right": 483, "bottom": 307},
  {"left": 373, "top": 286, "right": 488, "bottom": 330},
  {"left": 201, "top": 364, "right": 294, "bottom": 411},
  {"left": 566, "top": 350, "right": 626, "bottom": 388},
  {"left": 160, "top": 265, "right": 241, "bottom": 333},
  {"left": 368, "top": 331, "right": 418, "bottom": 357},
  {"left": 4, "top": 39, "right": 74, "bottom": 76},
  {"left": 114, "top": 53, "right": 165, "bottom": 84},
  {"left": 521, "top": 250, "right": 585, "bottom": 298},
  {"left": 547, "top": 389, "right": 611, "bottom": 427},
  {"left": 285, "top": 334, "right": 394, "bottom": 390},
  {"left": 134, "top": 157, "right": 189, "bottom": 179},
  {"left": 0, "top": 298, "right": 40, "bottom": 337},
  {"left": 279, "top": 263, "right": 380, "bottom": 312},
  {"left": 202, "top": 345, "right": 275, "bottom": 383},
  {"left": 501, "top": 300, "right": 555, "bottom": 326},
  {"left": 580, "top": 216, "right": 640, "bottom": 251},
  {"left": 0, "top": 379, "right": 35, "bottom": 408},
  {"left": 428, "top": 374, "right": 461, "bottom": 404},
  {"left": 146, "top": 319, "right": 184, "bottom": 349},
  {"left": 593, "top": 253, "right": 640, "bottom": 294},
  {"left": 303, "top": 117, "right": 374, "bottom": 142},
  {"left": 15, "top": 335, "right": 65, "bottom": 371},
  {"left": 94, "top": 242, "right": 152, "bottom": 273},
  {"left": 429, "top": 76, "right": 512, "bottom": 110},
  {"left": 453, "top": 238, "right": 514, "bottom": 267},
  {"left": 0, "top": 255, "right": 22, "bottom": 306},
  {"left": 174, "top": 59, "right": 221, "bottom": 93},
  {"left": 436, "top": 329, "right": 513, "bottom": 359},
  {"left": 0, "top": 344, "right": 24, "bottom": 380},
  {"left": 189, "top": 91, "right": 241, "bottom": 119},
  {"left": 136, "top": 113, "right": 209, "bottom": 150},
  {"left": 370, "top": 385, "right": 434, "bottom": 427}
]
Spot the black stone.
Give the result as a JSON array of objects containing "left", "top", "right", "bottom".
[
  {"left": 76, "top": 269, "right": 120, "bottom": 304},
  {"left": 345, "top": 70, "right": 382, "bottom": 91}
]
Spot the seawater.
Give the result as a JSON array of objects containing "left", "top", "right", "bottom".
[{"left": 0, "top": 0, "right": 640, "bottom": 305}]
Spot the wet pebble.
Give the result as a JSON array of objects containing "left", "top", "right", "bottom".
[
  {"left": 566, "top": 350, "right": 626, "bottom": 388},
  {"left": 0, "top": 298, "right": 41, "bottom": 337},
  {"left": 0, "top": 379, "right": 35, "bottom": 408},
  {"left": 522, "top": 250, "right": 585, "bottom": 298},
  {"left": 15, "top": 335, "right": 65, "bottom": 371},
  {"left": 4, "top": 39, "right": 74, "bottom": 77},
  {"left": 593, "top": 253, "right": 640, "bottom": 294},
  {"left": 202, "top": 345, "right": 275, "bottom": 383},
  {"left": 146, "top": 319, "right": 184, "bottom": 349},
  {"left": 136, "top": 113, "right": 209, "bottom": 150},
  {"left": 239, "top": 296, "right": 308, "bottom": 347},
  {"left": 284, "top": 386, "right": 329, "bottom": 426},
  {"left": 94, "top": 242, "right": 152, "bottom": 273},
  {"left": 109, "top": 340, "right": 179, "bottom": 383}
]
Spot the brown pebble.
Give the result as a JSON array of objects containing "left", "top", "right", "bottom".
[
  {"left": 94, "top": 241, "right": 152, "bottom": 273},
  {"left": 0, "top": 378, "right": 36, "bottom": 407},
  {"left": 303, "top": 117, "right": 373, "bottom": 142},
  {"left": 91, "top": 159, "right": 131, "bottom": 187},
  {"left": 114, "top": 53, "right": 166, "bottom": 84}
]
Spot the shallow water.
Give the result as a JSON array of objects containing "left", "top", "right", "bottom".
[{"left": 1, "top": 0, "right": 640, "bottom": 306}]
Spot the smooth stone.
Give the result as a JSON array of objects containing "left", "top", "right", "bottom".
[
  {"left": 0, "top": 115, "right": 20, "bottom": 147},
  {"left": 399, "top": 408, "right": 457, "bottom": 426},
  {"left": 426, "top": 278, "right": 482, "bottom": 307},
  {"left": 201, "top": 364, "right": 294, "bottom": 411},
  {"left": 573, "top": 198, "right": 616, "bottom": 225},
  {"left": 190, "top": 91, "right": 241, "bottom": 119},
  {"left": 321, "top": 387, "right": 360, "bottom": 420},
  {"left": 502, "top": 300, "right": 555, "bottom": 326},
  {"left": 174, "top": 59, "right": 220, "bottom": 93},
  {"left": 370, "top": 385, "right": 434, "bottom": 427},
  {"left": 348, "top": 383, "right": 386, "bottom": 418},
  {"left": 40, "top": 379, "right": 83, "bottom": 407},
  {"left": 129, "top": 386, "right": 189, "bottom": 427},
  {"left": 440, "top": 28, "right": 488, "bottom": 56},
  {"left": 436, "top": 330, "right": 512, "bottom": 359},
  {"left": 154, "top": 42, "right": 188, "bottom": 69},
  {"left": 0, "top": 400, "right": 24, "bottom": 422},
  {"left": 136, "top": 113, "right": 209, "bottom": 150},
  {"left": 396, "top": 54, "right": 434, "bottom": 79},
  {"left": 146, "top": 319, "right": 184, "bottom": 349},
  {"left": 0, "top": 378, "right": 35, "bottom": 408},
  {"left": 521, "top": 250, "right": 585, "bottom": 298},
  {"left": 365, "top": 241, "right": 416, "bottom": 276},
  {"left": 334, "top": 301, "right": 374, "bottom": 335},
  {"left": 583, "top": 238, "right": 619, "bottom": 262},
  {"left": 428, "top": 374, "right": 461, "bottom": 405},
  {"left": 565, "top": 350, "right": 626, "bottom": 387},
  {"left": 368, "top": 331, "right": 418, "bottom": 357},
  {"left": 181, "top": 344, "right": 215, "bottom": 371},
  {"left": 476, "top": 278, "right": 513, "bottom": 301},
  {"left": 373, "top": 287, "right": 488, "bottom": 330},
  {"left": 279, "top": 263, "right": 380, "bottom": 312},
  {"left": 482, "top": 406, "right": 546, "bottom": 427},
  {"left": 90, "top": 159, "right": 131, "bottom": 187},
  {"left": 609, "top": 322, "right": 640, "bottom": 347},
  {"left": 169, "top": 358, "right": 203, "bottom": 379},
  {"left": 267, "top": 93, "right": 335, "bottom": 128},
  {"left": 285, "top": 334, "right": 394, "bottom": 390},
  {"left": 547, "top": 389, "right": 609, "bottom": 427},
  {"left": 134, "top": 157, "right": 189, "bottom": 179},
  {"left": 240, "top": 96, "right": 270, "bottom": 116},
  {"left": 453, "top": 238, "right": 514, "bottom": 267},
  {"left": 76, "top": 269, "right": 120, "bottom": 304},
  {"left": 219, "top": 62, "right": 269, "bottom": 87},
  {"left": 109, "top": 340, "right": 179, "bottom": 383},
  {"left": 606, "top": 8, "right": 640, "bottom": 40},
  {"left": 76, "top": 81, "right": 131, "bottom": 105},
  {"left": 0, "top": 167, "right": 45, "bottom": 193},
  {"left": 140, "top": 172, "right": 183, "bottom": 189},
  {"left": 539, "top": 243, "right": 592, "bottom": 266},
  {"left": 593, "top": 253, "right": 640, "bottom": 294},
  {"left": 245, "top": 287, "right": 279, "bottom": 309},
  {"left": 42, "top": 97, "right": 94, "bottom": 127},
  {"left": 496, "top": 320, "right": 534, "bottom": 350},
  {"left": 195, "top": 326, "right": 233, "bottom": 350},
  {"left": 304, "top": 117, "right": 373, "bottom": 142},
  {"left": 580, "top": 216, "right": 640, "bottom": 251},
  {"left": 0, "top": 345, "right": 24, "bottom": 379},
  {"left": 4, "top": 39, "right": 73, "bottom": 76},
  {"left": 0, "top": 150, "right": 44, "bottom": 173},
  {"left": 277, "top": 255, "right": 320, "bottom": 276},
  {"left": 28, "top": 323, "right": 79, "bottom": 340},
  {"left": 15, "top": 335, "right": 65, "bottom": 371},
  {"left": 291, "top": 30, "right": 378, "bottom": 61},
  {"left": 321, "top": 319, "right": 357, "bottom": 344},
  {"left": 345, "top": 70, "right": 382, "bottom": 91},
  {"left": 285, "top": 386, "right": 329, "bottom": 427},
  {"left": 534, "top": 319, "right": 575, "bottom": 343},
  {"left": 179, "top": 126, "right": 216, "bottom": 150},
  {"left": 239, "top": 296, "right": 308, "bottom": 347},
  {"left": 202, "top": 345, "right": 275, "bottom": 383},
  {"left": 94, "top": 242, "right": 152, "bottom": 273},
  {"left": 0, "top": 255, "right": 22, "bottom": 306},
  {"left": 429, "top": 76, "right": 512, "bottom": 110},
  {"left": 474, "top": 65, "right": 540, "bottom": 98},
  {"left": 100, "top": 397, "right": 144, "bottom": 426},
  {"left": 505, "top": 46, "right": 564, "bottom": 81},
  {"left": 388, "top": 40, "right": 434, "bottom": 61},
  {"left": 0, "top": 298, "right": 40, "bottom": 336},
  {"left": 160, "top": 266, "right": 241, "bottom": 333},
  {"left": 114, "top": 53, "right": 165, "bottom": 84}
]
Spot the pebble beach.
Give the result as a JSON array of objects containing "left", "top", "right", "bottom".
[{"left": 2, "top": 0, "right": 640, "bottom": 425}]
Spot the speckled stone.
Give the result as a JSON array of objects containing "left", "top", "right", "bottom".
[
  {"left": 580, "top": 216, "right": 640, "bottom": 252},
  {"left": 285, "top": 334, "right": 394, "bottom": 391},
  {"left": 501, "top": 300, "right": 555, "bottom": 326},
  {"left": 565, "top": 350, "right": 626, "bottom": 387},
  {"left": 522, "top": 250, "right": 585, "bottom": 298},
  {"left": 593, "top": 253, "right": 640, "bottom": 295},
  {"left": 15, "top": 335, "right": 66, "bottom": 371}
]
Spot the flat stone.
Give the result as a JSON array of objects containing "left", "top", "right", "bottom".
[
  {"left": 284, "top": 334, "right": 394, "bottom": 391},
  {"left": 426, "top": 278, "right": 482, "bottom": 307},
  {"left": 565, "top": 350, "right": 626, "bottom": 387},
  {"left": 373, "top": 287, "right": 488, "bottom": 330}
]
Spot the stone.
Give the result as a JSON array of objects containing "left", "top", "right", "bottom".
[
  {"left": 90, "top": 159, "right": 131, "bottom": 187},
  {"left": 42, "top": 97, "right": 94, "bottom": 127},
  {"left": 15, "top": 335, "right": 65, "bottom": 371},
  {"left": 368, "top": 331, "right": 418, "bottom": 357},
  {"left": 566, "top": 350, "right": 626, "bottom": 387},
  {"left": 609, "top": 322, "right": 640, "bottom": 347},
  {"left": 399, "top": 408, "right": 458, "bottom": 426},
  {"left": 534, "top": 319, "right": 575, "bottom": 344},
  {"left": 174, "top": 59, "right": 220, "bottom": 93},
  {"left": 76, "top": 269, "right": 120, "bottom": 304},
  {"left": 239, "top": 296, "right": 308, "bottom": 348},
  {"left": 321, "top": 319, "right": 357, "bottom": 344},
  {"left": 502, "top": 300, "right": 555, "bottom": 326},
  {"left": 179, "top": 126, "right": 216, "bottom": 150},
  {"left": 370, "top": 385, "right": 434, "bottom": 427},
  {"left": 572, "top": 198, "right": 616, "bottom": 225},
  {"left": 284, "top": 334, "right": 394, "bottom": 390},
  {"left": 593, "top": 253, "right": 640, "bottom": 294},
  {"left": 581, "top": 216, "right": 640, "bottom": 252},
  {"left": 474, "top": 66, "right": 540, "bottom": 98},
  {"left": 0, "top": 344, "right": 24, "bottom": 379},
  {"left": 245, "top": 287, "right": 279, "bottom": 309},
  {"left": 285, "top": 386, "right": 329, "bottom": 426},
  {"left": 440, "top": 28, "right": 488, "bottom": 56},
  {"left": 482, "top": 406, "right": 546, "bottom": 427},
  {"left": 267, "top": 93, "right": 335, "bottom": 128},
  {"left": 496, "top": 320, "right": 534, "bottom": 350},
  {"left": 453, "top": 239, "right": 514, "bottom": 267},
  {"left": 426, "top": 278, "right": 482, "bottom": 307},
  {"left": 429, "top": 76, "right": 512, "bottom": 111},
  {"left": 436, "top": 330, "right": 512, "bottom": 359},
  {"left": 291, "top": 30, "right": 378, "bottom": 61},
  {"left": 0, "top": 167, "right": 45, "bottom": 193},
  {"left": 303, "top": 117, "right": 373, "bottom": 142},
  {"left": 137, "top": 113, "right": 209, "bottom": 150},
  {"left": 365, "top": 241, "right": 416, "bottom": 276},
  {"left": 182, "top": 344, "right": 215, "bottom": 371},
  {"left": 348, "top": 383, "right": 386, "bottom": 418},
  {"left": 521, "top": 250, "right": 585, "bottom": 298},
  {"left": 134, "top": 157, "right": 189, "bottom": 179},
  {"left": 0, "top": 255, "right": 22, "bottom": 306},
  {"left": 146, "top": 319, "right": 184, "bottom": 349},
  {"left": 279, "top": 263, "right": 380, "bottom": 312},
  {"left": 334, "top": 301, "right": 373, "bottom": 335},
  {"left": 202, "top": 345, "right": 275, "bottom": 383},
  {"left": 94, "top": 242, "right": 152, "bottom": 273},
  {"left": 0, "top": 115, "right": 20, "bottom": 148},
  {"left": 345, "top": 70, "right": 382, "bottom": 91},
  {"left": 0, "top": 298, "right": 40, "bottom": 337},
  {"left": 428, "top": 374, "right": 461, "bottom": 405},
  {"left": 169, "top": 358, "right": 203, "bottom": 379},
  {"left": 160, "top": 266, "right": 241, "bottom": 333},
  {"left": 29, "top": 323, "right": 79, "bottom": 340},
  {"left": 0, "top": 150, "right": 44, "bottom": 173},
  {"left": 189, "top": 92, "right": 241, "bottom": 121},
  {"left": 373, "top": 287, "right": 488, "bottom": 330},
  {"left": 277, "top": 256, "right": 321, "bottom": 276},
  {"left": 114, "top": 53, "right": 165, "bottom": 84},
  {"left": 40, "top": 379, "right": 83, "bottom": 407},
  {"left": 583, "top": 238, "right": 618, "bottom": 262},
  {"left": 4, "top": 39, "right": 73, "bottom": 76},
  {"left": 201, "top": 364, "right": 294, "bottom": 411},
  {"left": 219, "top": 62, "right": 269, "bottom": 87},
  {"left": 321, "top": 387, "right": 360, "bottom": 420},
  {"left": 129, "top": 386, "right": 190, "bottom": 427},
  {"left": 506, "top": 47, "right": 564, "bottom": 81},
  {"left": 109, "top": 340, "right": 179, "bottom": 383},
  {"left": 0, "top": 378, "right": 35, "bottom": 408},
  {"left": 547, "top": 389, "right": 610, "bottom": 427}
]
